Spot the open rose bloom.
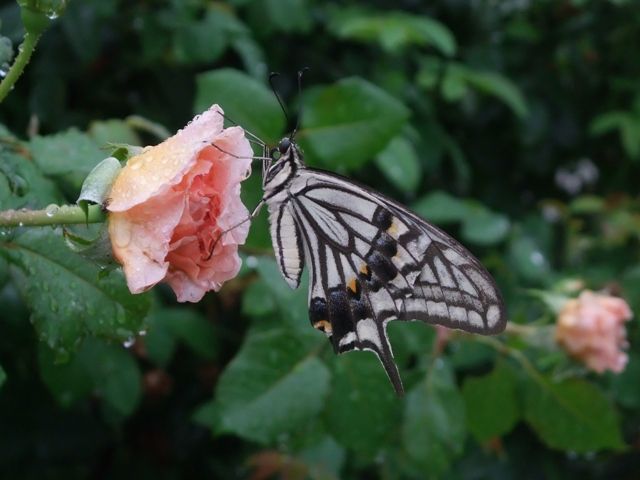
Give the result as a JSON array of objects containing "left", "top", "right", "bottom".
[
  {"left": 107, "top": 105, "right": 252, "bottom": 302},
  {"left": 555, "top": 290, "right": 633, "bottom": 373}
]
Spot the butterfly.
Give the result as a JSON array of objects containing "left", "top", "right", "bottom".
[{"left": 233, "top": 133, "right": 508, "bottom": 396}]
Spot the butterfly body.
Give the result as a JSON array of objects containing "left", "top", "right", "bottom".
[{"left": 261, "top": 138, "right": 506, "bottom": 395}]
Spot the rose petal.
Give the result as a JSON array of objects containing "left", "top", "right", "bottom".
[
  {"left": 108, "top": 105, "right": 225, "bottom": 212},
  {"left": 109, "top": 189, "right": 185, "bottom": 293}
]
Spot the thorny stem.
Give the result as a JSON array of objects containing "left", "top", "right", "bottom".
[
  {"left": 0, "top": 204, "right": 106, "bottom": 227},
  {"left": 0, "top": 32, "right": 41, "bottom": 103}
]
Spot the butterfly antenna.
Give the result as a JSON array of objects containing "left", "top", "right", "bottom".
[
  {"left": 215, "top": 110, "right": 266, "bottom": 147},
  {"left": 269, "top": 72, "right": 291, "bottom": 129},
  {"left": 291, "top": 67, "right": 310, "bottom": 142}
]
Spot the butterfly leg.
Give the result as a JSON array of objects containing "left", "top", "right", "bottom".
[{"left": 206, "top": 200, "right": 265, "bottom": 260}]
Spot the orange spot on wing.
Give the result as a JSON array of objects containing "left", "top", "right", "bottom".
[
  {"left": 313, "top": 320, "right": 332, "bottom": 334},
  {"left": 359, "top": 264, "right": 370, "bottom": 277}
]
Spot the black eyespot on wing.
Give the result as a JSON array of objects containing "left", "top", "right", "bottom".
[
  {"left": 366, "top": 250, "right": 397, "bottom": 283},
  {"left": 372, "top": 206, "right": 393, "bottom": 230},
  {"left": 374, "top": 232, "right": 397, "bottom": 257},
  {"left": 350, "top": 298, "right": 370, "bottom": 321},
  {"left": 359, "top": 265, "right": 381, "bottom": 292},
  {"left": 328, "top": 288, "right": 352, "bottom": 349},
  {"left": 309, "top": 296, "right": 328, "bottom": 326}
]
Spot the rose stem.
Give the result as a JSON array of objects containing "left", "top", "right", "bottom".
[
  {"left": 0, "top": 204, "right": 106, "bottom": 227},
  {"left": 0, "top": 31, "right": 41, "bottom": 103}
]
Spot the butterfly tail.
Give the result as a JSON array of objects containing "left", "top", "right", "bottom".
[{"left": 376, "top": 350, "right": 404, "bottom": 397}]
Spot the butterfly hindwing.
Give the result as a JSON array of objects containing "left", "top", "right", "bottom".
[{"left": 268, "top": 202, "right": 305, "bottom": 289}]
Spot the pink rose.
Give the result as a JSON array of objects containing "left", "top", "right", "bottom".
[
  {"left": 555, "top": 290, "right": 633, "bottom": 373},
  {"left": 107, "top": 105, "right": 252, "bottom": 302}
]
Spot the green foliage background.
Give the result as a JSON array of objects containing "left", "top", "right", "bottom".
[{"left": 1, "top": 0, "right": 640, "bottom": 478}]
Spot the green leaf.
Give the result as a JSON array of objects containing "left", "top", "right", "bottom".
[
  {"left": 0, "top": 364, "right": 6, "bottom": 389},
  {"left": 387, "top": 321, "right": 436, "bottom": 369},
  {"left": 261, "top": 0, "right": 312, "bottom": 33},
  {"left": 402, "top": 360, "right": 466, "bottom": 475},
  {"left": 39, "top": 343, "right": 94, "bottom": 407},
  {"left": 143, "top": 319, "right": 176, "bottom": 368},
  {"left": 209, "top": 326, "right": 329, "bottom": 443},
  {"left": 569, "top": 195, "right": 605, "bottom": 214},
  {"left": 325, "top": 351, "right": 400, "bottom": 452},
  {"left": 3, "top": 229, "right": 150, "bottom": 355},
  {"left": 611, "top": 353, "right": 640, "bottom": 409},
  {"left": 523, "top": 376, "right": 625, "bottom": 452},
  {"left": 590, "top": 111, "right": 640, "bottom": 160},
  {"left": 461, "top": 206, "right": 510, "bottom": 246},
  {"left": 590, "top": 111, "right": 628, "bottom": 136},
  {"left": 298, "top": 436, "right": 346, "bottom": 479},
  {"left": 147, "top": 308, "right": 218, "bottom": 360},
  {"left": 241, "top": 172, "right": 271, "bottom": 249},
  {"left": 462, "top": 362, "right": 520, "bottom": 442},
  {"left": 299, "top": 77, "right": 409, "bottom": 170},
  {"left": 375, "top": 136, "right": 422, "bottom": 194},
  {"left": 329, "top": 10, "right": 456, "bottom": 56},
  {"left": 172, "top": 7, "right": 230, "bottom": 64},
  {"left": 412, "top": 190, "right": 471, "bottom": 223},
  {"left": 413, "top": 192, "right": 510, "bottom": 245},
  {"left": 242, "top": 256, "right": 310, "bottom": 333},
  {"left": 83, "top": 338, "right": 142, "bottom": 416},
  {"left": 88, "top": 119, "right": 142, "bottom": 146},
  {"left": 508, "top": 233, "right": 551, "bottom": 283},
  {"left": 194, "top": 68, "right": 285, "bottom": 143},
  {"left": 77, "top": 156, "right": 122, "bottom": 207},
  {"left": 0, "top": 35, "right": 13, "bottom": 65},
  {"left": 457, "top": 68, "right": 529, "bottom": 119},
  {"left": 0, "top": 148, "right": 63, "bottom": 209},
  {"left": 29, "top": 128, "right": 105, "bottom": 190},
  {"left": 39, "top": 338, "right": 142, "bottom": 416}
]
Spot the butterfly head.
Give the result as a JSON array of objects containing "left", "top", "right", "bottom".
[{"left": 262, "top": 136, "right": 304, "bottom": 189}]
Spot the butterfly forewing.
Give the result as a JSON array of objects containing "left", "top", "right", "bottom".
[{"left": 262, "top": 142, "right": 506, "bottom": 395}]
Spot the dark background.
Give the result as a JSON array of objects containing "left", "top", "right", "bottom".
[{"left": 1, "top": 1, "right": 640, "bottom": 479}]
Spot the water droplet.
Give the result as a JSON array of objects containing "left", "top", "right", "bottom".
[
  {"left": 129, "top": 159, "right": 143, "bottom": 170},
  {"left": 45, "top": 204, "right": 59, "bottom": 217},
  {"left": 123, "top": 337, "right": 135, "bottom": 348},
  {"left": 530, "top": 251, "right": 545, "bottom": 266},
  {"left": 246, "top": 255, "right": 258, "bottom": 268},
  {"left": 0, "top": 63, "right": 10, "bottom": 79},
  {"left": 112, "top": 221, "right": 132, "bottom": 248},
  {"left": 138, "top": 329, "right": 147, "bottom": 336}
]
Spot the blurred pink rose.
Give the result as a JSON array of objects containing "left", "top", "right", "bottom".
[
  {"left": 107, "top": 104, "right": 252, "bottom": 302},
  {"left": 434, "top": 325, "right": 453, "bottom": 355},
  {"left": 555, "top": 290, "right": 633, "bottom": 373}
]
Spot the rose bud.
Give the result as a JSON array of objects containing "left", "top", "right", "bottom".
[
  {"left": 107, "top": 105, "right": 252, "bottom": 302},
  {"left": 555, "top": 290, "right": 633, "bottom": 373}
]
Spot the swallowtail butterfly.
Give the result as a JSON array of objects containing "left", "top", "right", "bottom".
[{"left": 235, "top": 132, "right": 508, "bottom": 396}]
